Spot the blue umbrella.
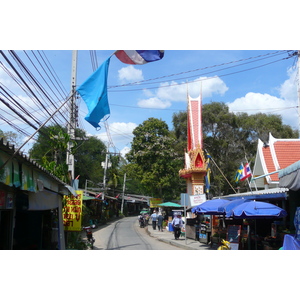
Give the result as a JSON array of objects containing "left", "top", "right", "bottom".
[
  {"left": 191, "top": 199, "right": 230, "bottom": 215},
  {"left": 218, "top": 198, "right": 253, "bottom": 218},
  {"left": 228, "top": 200, "right": 287, "bottom": 219}
]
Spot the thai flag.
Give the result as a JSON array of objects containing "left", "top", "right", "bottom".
[
  {"left": 240, "top": 163, "right": 252, "bottom": 181},
  {"left": 115, "top": 50, "right": 164, "bottom": 65}
]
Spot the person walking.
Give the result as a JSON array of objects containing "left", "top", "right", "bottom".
[
  {"left": 157, "top": 214, "right": 164, "bottom": 232},
  {"left": 172, "top": 214, "right": 183, "bottom": 240},
  {"left": 151, "top": 210, "right": 158, "bottom": 230}
]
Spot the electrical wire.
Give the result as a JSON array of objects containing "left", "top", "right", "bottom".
[
  {"left": 108, "top": 54, "right": 294, "bottom": 93},
  {"left": 108, "top": 50, "right": 293, "bottom": 89}
]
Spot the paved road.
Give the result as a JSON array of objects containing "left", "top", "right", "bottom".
[{"left": 91, "top": 216, "right": 180, "bottom": 250}]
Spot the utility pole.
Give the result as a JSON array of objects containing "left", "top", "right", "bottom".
[
  {"left": 121, "top": 173, "right": 126, "bottom": 214},
  {"left": 66, "top": 50, "right": 78, "bottom": 182}
]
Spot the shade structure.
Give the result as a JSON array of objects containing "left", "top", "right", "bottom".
[
  {"left": 157, "top": 202, "right": 182, "bottom": 207},
  {"left": 191, "top": 199, "right": 230, "bottom": 215},
  {"left": 218, "top": 198, "right": 253, "bottom": 218},
  {"left": 228, "top": 200, "right": 287, "bottom": 219}
]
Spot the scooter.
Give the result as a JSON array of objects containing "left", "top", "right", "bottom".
[
  {"left": 217, "top": 239, "right": 231, "bottom": 250},
  {"left": 83, "top": 226, "right": 95, "bottom": 249},
  {"left": 139, "top": 216, "right": 145, "bottom": 228}
]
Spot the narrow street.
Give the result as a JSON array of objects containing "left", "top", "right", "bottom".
[{"left": 91, "top": 216, "right": 180, "bottom": 250}]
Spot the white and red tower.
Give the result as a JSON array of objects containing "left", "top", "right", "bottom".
[{"left": 179, "top": 93, "right": 207, "bottom": 196}]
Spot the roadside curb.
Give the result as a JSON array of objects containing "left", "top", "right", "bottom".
[{"left": 145, "top": 226, "right": 197, "bottom": 250}]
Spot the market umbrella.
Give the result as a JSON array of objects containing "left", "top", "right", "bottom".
[
  {"left": 218, "top": 198, "right": 253, "bottom": 218},
  {"left": 228, "top": 200, "right": 287, "bottom": 219},
  {"left": 191, "top": 198, "right": 230, "bottom": 215},
  {"left": 229, "top": 200, "right": 287, "bottom": 250},
  {"left": 157, "top": 202, "right": 182, "bottom": 207}
]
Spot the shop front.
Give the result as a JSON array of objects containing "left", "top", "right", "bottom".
[{"left": 1, "top": 140, "right": 69, "bottom": 250}]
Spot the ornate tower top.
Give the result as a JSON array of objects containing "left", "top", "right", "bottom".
[{"left": 187, "top": 94, "right": 203, "bottom": 151}]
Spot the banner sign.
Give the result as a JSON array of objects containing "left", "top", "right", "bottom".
[
  {"left": 63, "top": 190, "right": 83, "bottom": 231},
  {"left": 150, "top": 198, "right": 163, "bottom": 208},
  {"left": 189, "top": 194, "right": 206, "bottom": 207}
]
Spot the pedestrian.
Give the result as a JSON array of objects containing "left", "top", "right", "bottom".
[
  {"left": 172, "top": 214, "right": 183, "bottom": 240},
  {"left": 151, "top": 210, "right": 158, "bottom": 230},
  {"left": 157, "top": 214, "right": 164, "bottom": 231}
]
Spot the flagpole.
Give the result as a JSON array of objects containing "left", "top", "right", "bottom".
[
  {"left": 244, "top": 155, "right": 257, "bottom": 191},
  {"left": 0, "top": 93, "right": 75, "bottom": 171},
  {"left": 209, "top": 155, "right": 237, "bottom": 193}
]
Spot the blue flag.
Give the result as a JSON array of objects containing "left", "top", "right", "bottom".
[{"left": 77, "top": 57, "right": 111, "bottom": 129}]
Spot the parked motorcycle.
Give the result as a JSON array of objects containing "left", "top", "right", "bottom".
[
  {"left": 139, "top": 215, "right": 145, "bottom": 228},
  {"left": 83, "top": 226, "right": 95, "bottom": 249},
  {"left": 217, "top": 239, "right": 231, "bottom": 250}
]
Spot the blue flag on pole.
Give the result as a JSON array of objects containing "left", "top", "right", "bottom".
[{"left": 76, "top": 57, "right": 111, "bottom": 129}]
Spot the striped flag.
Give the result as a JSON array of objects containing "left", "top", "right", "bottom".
[
  {"left": 115, "top": 50, "right": 164, "bottom": 65},
  {"left": 240, "top": 163, "right": 252, "bottom": 181}
]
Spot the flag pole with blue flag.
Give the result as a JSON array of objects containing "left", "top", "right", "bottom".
[
  {"left": 76, "top": 57, "right": 111, "bottom": 129},
  {"left": 77, "top": 50, "right": 164, "bottom": 129}
]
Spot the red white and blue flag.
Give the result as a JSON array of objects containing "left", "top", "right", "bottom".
[
  {"left": 240, "top": 163, "right": 252, "bottom": 181},
  {"left": 115, "top": 50, "right": 164, "bottom": 65}
]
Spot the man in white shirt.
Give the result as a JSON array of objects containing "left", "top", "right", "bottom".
[
  {"left": 151, "top": 211, "right": 158, "bottom": 230},
  {"left": 172, "top": 214, "right": 183, "bottom": 240}
]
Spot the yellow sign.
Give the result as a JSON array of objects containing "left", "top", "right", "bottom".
[
  {"left": 150, "top": 198, "right": 163, "bottom": 208},
  {"left": 63, "top": 190, "right": 83, "bottom": 231}
]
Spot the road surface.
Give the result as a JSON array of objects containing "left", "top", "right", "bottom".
[{"left": 92, "top": 216, "right": 180, "bottom": 250}]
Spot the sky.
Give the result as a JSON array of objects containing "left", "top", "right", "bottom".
[
  {"left": 2, "top": 0, "right": 299, "bottom": 290},
  {"left": 1, "top": 49, "right": 299, "bottom": 157}
]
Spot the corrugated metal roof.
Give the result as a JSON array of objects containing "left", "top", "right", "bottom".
[{"left": 0, "top": 138, "right": 67, "bottom": 186}]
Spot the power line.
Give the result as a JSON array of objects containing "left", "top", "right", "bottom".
[
  {"left": 108, "top": 54, "right": 294, "bottom": 93},
  {"left": 108, "top": 50, "right": 292, "bottom": 89}
]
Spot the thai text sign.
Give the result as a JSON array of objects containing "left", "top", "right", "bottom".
[
  {"left": 150, "top": 198, "right": 163, "bottom": 208},
  {"left": 189, "top": 194, "right": 206, "bottom": 207},
  {"left": 63, "top": 190, "right": 83, "bottom": 231}
]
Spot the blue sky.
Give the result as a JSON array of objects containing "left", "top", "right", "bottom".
[{"left": 0, "top": 50, "right": 299, "bottom": 156}]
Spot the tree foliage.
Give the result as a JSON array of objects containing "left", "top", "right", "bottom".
[
  {"left": 126, "top": 118, "right": 185, "bottom": 200},
  {"left": 29, "top": 125, "right": 107, "bottom": 187},
  {"left": 172, "top": 101, "right": 298, "bottom": 197}
]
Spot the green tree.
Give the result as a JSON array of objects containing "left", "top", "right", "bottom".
[
  {"left": 29, "top": 125, "right": 107, "bottom": 187},
  {"left": 172, "top": 102, "right": 298, "bottom": 197},
  {"left": 126, "top": 117, "right": 185, "bottom": 200}
]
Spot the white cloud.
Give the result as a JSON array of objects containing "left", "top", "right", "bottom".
[
  {"left": 118, "top": 65, "right": 144, "bottom": 83},
  {"left": 138, "top": 97, "right": 171, "bottom": 109},
  {"left": 140, "top": 76, "right": 228, "bottom": 109},
  {"left": 278, "top": 67, "right": 297, "bottom": 101},
  {"left": 228, "top": 93, "right": 298, "bottom": 129},
  {"left": 120, "top": 146, "right": 130, "bottom": 157},
  {"left": 95, "top": 121, "right": 137, "bottom": 150},
  {"left": 227, "top": 67, "right": 299, "bottom": 129}
]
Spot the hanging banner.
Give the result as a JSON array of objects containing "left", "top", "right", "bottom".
[
  {"left": 63, "top": 190, "right": 83, "bottom": 231},
  {"left": 150, "top": 198, "right": 163, "bottom": 208}
]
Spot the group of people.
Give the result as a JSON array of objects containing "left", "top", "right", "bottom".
[
  {"left": 150, "top": 210, "right": 184, "bottom": 240},
  {"left": 149, "top": 210, "right": 164, "bottom": 231},
  {"left": 139, "top": 209, "right": 184, "bottom": 240}
]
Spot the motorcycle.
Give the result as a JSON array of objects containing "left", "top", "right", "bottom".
[
  {"left": 83, "top": 226, "right": 95, "bottom": 249},
  {"left": 139, "top": 216, "right": 145, "bottom": 228},
  {"left": 217, "top": 239, "right": 231, "bottom": 250}
]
